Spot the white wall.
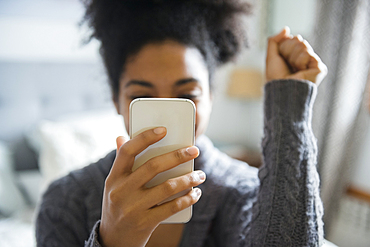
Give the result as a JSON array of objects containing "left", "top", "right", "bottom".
[
  {"left": 0, "top": 0, "right": 113, "bottom": 141},
  {"left": 269, "top": 0, "right": 317, "bottom": 38},
  {"left": 352, "top": 115, "right": 370, "bottom": 191},
  {"left": 0, "top": 0, "right": 99, "bottom": 63}
]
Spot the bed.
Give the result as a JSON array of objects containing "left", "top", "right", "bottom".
[{"left": 0, "top": 61, "right": 125, "bottom": 247}]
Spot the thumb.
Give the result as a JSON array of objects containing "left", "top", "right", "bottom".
[
  {"left": 289, "top": 68, "right": 321, "bottom": 84},
  {"left": 116, "top": 136, "right": 127, "bottom": 151},
  {"left": 272, "top": 26, "right": 291, "bottom": 43},
  {"left": 266, "top": 26, "right": 291, "bottom": 60}
]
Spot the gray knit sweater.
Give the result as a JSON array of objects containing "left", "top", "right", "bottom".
[{"left": 36, "top": 79, "right": 324, "bottom": 247}]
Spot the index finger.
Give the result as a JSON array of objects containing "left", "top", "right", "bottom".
[{"left": 110, "top": 127, "right": 167, "bottom": 176}]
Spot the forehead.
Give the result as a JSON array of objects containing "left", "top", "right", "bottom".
[{"left": 121, "top": 41, "right": 209, "bottom": 88}]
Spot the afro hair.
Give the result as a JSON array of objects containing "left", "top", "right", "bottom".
[{"left": 81, "top": 0, "right": 251, "bottom": 101}]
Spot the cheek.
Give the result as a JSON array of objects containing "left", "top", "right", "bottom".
[
  {"left": 194, "top": 98, "right": 212, "bottom": 138},
  {"left": 116, "top": 96, "right": 131, "bottom": 134},
  {"left": 123, "top": 105, "right": 130, "bottom": 134},
  {"left": 123, "top": 114, "right": 129, "bottom": 134}
]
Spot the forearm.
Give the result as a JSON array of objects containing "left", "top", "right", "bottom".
[{"left": 249, "top": 79, "right": 324, "bottom": 246}]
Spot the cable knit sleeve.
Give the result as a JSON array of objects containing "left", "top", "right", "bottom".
[
  {"left": 36, "top": 179, "right": 90, "bottom": 246},
  {"left": 35, "top": 152, "right": 113, "bottom": 247},
  {"left": 85, "top": 220, "right": 103, "bottom": 247},
  {"left": 247, "top": 79, "right": 324, "bottom": 246}
]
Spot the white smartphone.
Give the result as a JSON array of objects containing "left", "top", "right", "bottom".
[{"left": 129, "top": 98, "right": 196, "bottom": 223}]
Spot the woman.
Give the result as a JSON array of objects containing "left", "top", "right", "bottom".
[{"left": 36, "top": 0, "right": 327, "bottom": 246}]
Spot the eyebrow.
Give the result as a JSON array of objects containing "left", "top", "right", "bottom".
[
  {"left": 124, "top": 78, "right": 199, "bottom": 88},
  {"left": 175, "top": 78, "right": 199, "bottom": 86},
  {"left": 125, "top": 80, "right": 154, "bottom": 88}
]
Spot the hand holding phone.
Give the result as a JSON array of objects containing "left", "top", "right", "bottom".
[{"left": 99, "top": 98, "right": 205, "bottom": 247}]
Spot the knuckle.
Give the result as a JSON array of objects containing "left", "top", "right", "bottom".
[
  {"left": 312, "top": 55, "right": 320, "bottom": 64},
  {"left": 108, "top": 189, "right": 120, "bottom": 204},
  {"left": 141, "top": 131, "right": 152, "bottom": 143},
  {"left": 171, "top": 199, "right": 183, "bottom": 214},
  {"left": 296, "top": 42, "right": 306, "bottom": 51},
  {"left": 188, "top": 173, "right": 197, "bottom": 184},
  {"left": 294, "top": 35, "right": 303, "bottom": 42},
  {"left": 301, "top": 51, "right": 310, "bottom": 59},
  {"left": 163, "top": 180, "right": 177, "bottom": 194},
  {"left": 104, "top": 176, "right": 112, "bottom": 187},
  {"left": 301, "top": 42, "right": 309, "bottom": 49},
  {"left": 104, "top": 177, "right": 116, "bottom": 191},
  {"left": 145, "top": 160, "right": 159, "bottom": 174},
  {"left": 174, "top": 149, "right": 184, "bottom": 160},
  {"left": 120, "top": 144, "right": 134, "bottom": 157}
]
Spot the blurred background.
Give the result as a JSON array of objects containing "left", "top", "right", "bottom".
[{"left": 0, "top": 0, "right": 369, "bottom": 246}]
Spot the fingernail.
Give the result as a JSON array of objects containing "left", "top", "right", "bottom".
[
  {"left": 153, "top": 127, "right": 166, "bottom": 135},
  {"left": 191, "top": 188, "right": 202, "bottom": 199},
  {"left": 186, "top": 146, "right": 198, "bottom": 155},
  {"left": 196, "top": 171, "right": 206, "bottom": 181}
]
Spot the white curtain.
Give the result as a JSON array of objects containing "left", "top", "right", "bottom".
[{"left": 312, "top": 0, "right": 370, "bottom": 236}]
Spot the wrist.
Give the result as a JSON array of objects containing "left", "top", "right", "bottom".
[
  {"left": 99, "top": 219, "right": 153, "bottom": 247},
  {"left": 264, "top": 79, "right": 317, "bottom": 124}
]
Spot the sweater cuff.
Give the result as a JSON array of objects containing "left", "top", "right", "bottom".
[
  {"left": 264, "top": 79, "right": 317, "bottom": 124},
  {"left": 85, "top": 220, "right": 102, "bottom": 247}
]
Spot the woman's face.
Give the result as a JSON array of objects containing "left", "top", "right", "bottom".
[{"left": 115, "top": 40, "right": 212, "bottom": 139}]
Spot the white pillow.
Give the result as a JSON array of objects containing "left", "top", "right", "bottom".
[
  {"left": 0, "top": 142, "right": 27, "bottom": 216},
  {"left": 29, "top": 109, "right": 127, "bottom": 190}
]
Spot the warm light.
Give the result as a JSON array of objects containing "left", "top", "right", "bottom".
[{"left": 227, "top": 68, "right": 264, "bottom": 99}]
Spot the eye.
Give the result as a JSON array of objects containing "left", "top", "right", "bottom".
[
  {"left": 179, "top": 94, "right": 197, "bottom": 99},
  {"left": 177, "top": 94, "right": 197, "bottom": 100},
  {"left": 178, "top": 91, "right": 202, "bottom": 100}
]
